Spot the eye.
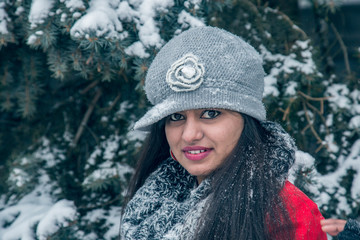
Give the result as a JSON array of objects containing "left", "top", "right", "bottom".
[
  {"left": 201, "top": 110, "right": 221, "bottom": 119},
  {"left": 169, "top": 113, "right": 185, "bottom": 121}
]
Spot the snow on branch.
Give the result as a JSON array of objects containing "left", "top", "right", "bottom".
[
  {"left": 28, "top": 0, "right": 55, "bottom": 29},
  {"left": 70, "top": 0, "right": 126, "bottom": 40},
  {"left": 317, "top": 139, "right": 360, "bottom": 215},
  {"left": 260, "top": 41, "right": 319, "bottom": 97},
  {"left": 69, "top": 0, "right": 205, "bottom": 58},
  {"left": 0, "top": 3, "right": 10, "bottom": 34},
  {"left": 177, "top": 10, "right": 205, "bottom": 32},
  {"left": 62, "top": 0, "right": 86, "bottom": 12},
  {"left": 134, "top": 0, "right": 174, "bottom": 48},
  {"left": 0, "top": 176, "right": 77, "bottom": 240}
]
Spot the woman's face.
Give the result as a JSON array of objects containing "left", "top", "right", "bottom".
[{"left": 165, "top": 109, "right": 244, "bottom": 183}]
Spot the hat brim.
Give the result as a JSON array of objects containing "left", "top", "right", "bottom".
[{"left": 134, "top": 88, "right": 266, "bottom": 131}]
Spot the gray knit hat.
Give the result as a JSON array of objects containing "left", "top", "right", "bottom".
[{"left": 134, "top": 26, "right": 266, "bottom": 131}]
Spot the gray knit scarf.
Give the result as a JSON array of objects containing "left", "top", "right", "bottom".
[{"left": 120, "top": 121, "right": 296, "bottom": 239}]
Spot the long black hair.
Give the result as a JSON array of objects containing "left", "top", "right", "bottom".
[
  {"left": 123, "top": 118, "right": 168, "bottom": 207},
  {"left": 123, "top": 114, "right": 295, "bottom": 239}
]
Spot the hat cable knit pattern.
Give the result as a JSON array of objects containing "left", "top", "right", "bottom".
[{"left": 134, "top": 26, "right": 266, "bottom": 131}]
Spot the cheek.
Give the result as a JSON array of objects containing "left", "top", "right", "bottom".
[
  {"left": 165, "top": 125, "right": 177, "bottom": 148},
  {"left": 220, "top": 122, "right": 243, "bottom": 139},
  {"left": 216, "top": 123, "right": 243, "bottom": 150}
]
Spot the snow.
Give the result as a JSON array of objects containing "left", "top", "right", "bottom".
[
  {"left": 73, "top": 12, "right": 81, "bottom": 18},
  {"left": 60, "top": 12, "right": 67, "bottom": 22},
  {"left": 62, "top": 0, "right": 85, "bottom": 12},
  {"left": 27, "top": 34, "right": 38, "bottom": 45},
  {"left": 135, "top": 0, "right": 174, "bottom": 48},
  {"left": 69, "top": 0, "right": 187, "bottom": 57},
  {"left": 2, "top": 0, "right": 360, "bottom": 238},
  {"left": 184, "top": 0, "right": 202, "bottom": 8},
  {"left": 125, "top": 41, "right": 150, "bottom": 58},
  {"left": 326, "top": 84, "right": 351, "bottom": 110},
  {"left": 81, "top": 207, "right": 122, "bottom": 239},
  {"left": 33, "top": 137, "right": 66, "bottom": 168},
  {"left": 262, "top": 42, "right": 317, "bottom": 75},
  {"left": 86, "top": 147, "right": 102, "bottom": 168},
  {"left": 0, "top": 3, "right": 9, "bottom": 34},
  {"left": 0, "top": 176, "right": 77, "bottom": 240},
  {"left": 326, "top": 114, "right": 333, "bottom": 127},
  {"left": 36, "top": 200, "right": 77, "bottom": 239},
  {"left": 127, "top": 128, "right": 147, "bottom": 142},
  {"left": 83, "top": 133, "right": 134, "bottom": 186},
  {"left": 84, "top": 134, "right": 121, "bottom": 169},
  {"left": 9, "top": 168, "right": 29, "bottom": 187},
  {"left": 103, "top": 135, "right": 121, "bottom": 160},
  {"left": 70, "top": 0, "right": 125, "bottom": 40},
  {"left": 285, "top": 81, "right": 298, "bottom": 95},
  {"left": 70, "top": 0, "right": 174, "bottom": 50},
  {"left": 15, "top": 6, "right": 25, "bottom": 16},
  {"left": 263, "top": 72, "right": 280, "bottom": 97},
  {"left": 0, "top": 136, "right": 74, "bottom": 239},
  {"left": 177, "top": 10, "right": 205, "bottom": 29},
  {"left": 104, "top": 207, "right": 122, "bottom": 239},
  {"left": 264, "top": 31, "right": 271, "bottom": 38},
  {"left": 117, "top": 1, "right": 137, "bottom": 21},
  {"left": 317, "top": 139, "right": 360, "bottom": 213},
  {"left": 324, "top": 134, "right": 339, "bottom": 153},
  {"left": 289, "top": 150, "right": 316, "bottom": 183},
  {"left": 260, "top": 41, "right": 318, "bottom": 97},
  {"left": 28, "top": 0, "right": 55, "bottom": 29},
  {"left": 113, "top": 100, "right": 134, "bottom": 120},
  {"left": 349, "top": 115, "right": 360, "bottom": 129},
  {"left": 35, "top": 30, "right": 43, "bottom": 35},
  {"left": 349, "top": 89, "right": 360, "bottom": 114},
  {"left": 349, "top": 141, "right": 360, "bottom": 197},
  {"left": 67, "top": 0, "right": 205, "bottom": 58}
]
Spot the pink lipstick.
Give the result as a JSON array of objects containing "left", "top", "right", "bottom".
[{"left": 182, "top": 146, "right": 212, "bottom": 161}]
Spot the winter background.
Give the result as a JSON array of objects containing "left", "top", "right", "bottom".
[{"left": 0, "top": 0, "right": 359, "bottom": 239}]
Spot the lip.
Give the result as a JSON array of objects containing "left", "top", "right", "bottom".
[{"left": 182, "top": 146, "right": 213, "bottom": 161}]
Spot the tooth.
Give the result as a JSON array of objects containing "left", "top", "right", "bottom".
[{"left": 188, "top": 150, "right": 206, "bottom": 154}]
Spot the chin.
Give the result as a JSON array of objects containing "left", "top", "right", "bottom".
[
  {"left": 187, "top": 169, "right": 210, "bottom": 179},
  {"left": 184, "top": 162, "right": 217, "bottom": 176}
]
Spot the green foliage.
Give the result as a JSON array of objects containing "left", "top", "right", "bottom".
[{"left": 0, "top": 0, "right": 359, "bottom": 239}]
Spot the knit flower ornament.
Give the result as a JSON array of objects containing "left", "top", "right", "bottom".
[{"left": 166, "top": 53, "right": 205, "bottom": 92}]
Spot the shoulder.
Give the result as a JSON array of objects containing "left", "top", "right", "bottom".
[
  {"left": 280, "top": 181, "right": 321, "bottom": 217},
  {"left": 281, "top": 181, "right": 327, "bottom": 240},
  {"left": 338, "top": 219, "right": 360, "bottom": 239},
  {"left": 281, "top": 181, "right": 319, "bottom": 211}
]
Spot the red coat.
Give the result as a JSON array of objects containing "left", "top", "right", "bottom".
[{"left": 280, "top": 181, "right": 327, "bottom": 240}]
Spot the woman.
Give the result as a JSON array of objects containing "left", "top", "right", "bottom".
[{"left": 120, "top": 26, "right": 327, "bottom": 239}]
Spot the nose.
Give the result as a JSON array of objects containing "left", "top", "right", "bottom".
[{"left": 181, "top": 117, "right": 203, "bottom": 143}]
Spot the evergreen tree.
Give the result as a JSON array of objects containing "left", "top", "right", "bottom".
[
  {"left": 0, "top": 0, "right": 359, "bottom": 239},
  {"left": 294, "top": 0, "right": 360, "bottom": 220}
]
